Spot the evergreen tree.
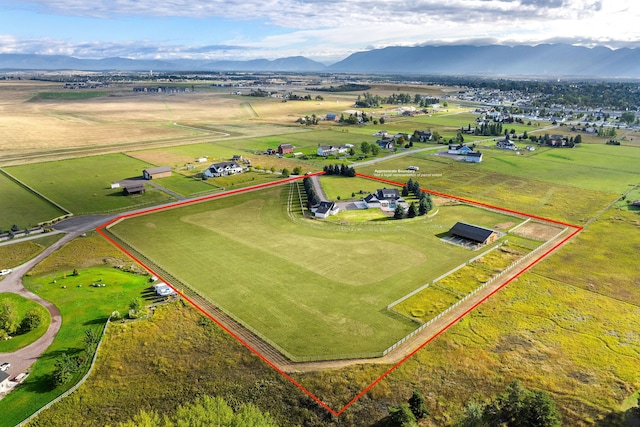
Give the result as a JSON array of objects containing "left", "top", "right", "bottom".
[
  {"left": 388, "top": 403, "right": 417, "bottom": 427},
  {"left": 408, "top": 389, "right": 429, "bottom": 420},
  {"left": 393, "top": 205, "right": 404, "bottom": 219},
  {"left": 407, "top": 202, "right": 417, "bottom": 218},
  {"left": 401, "top": 186, "right": 409, "bottom": 197}
]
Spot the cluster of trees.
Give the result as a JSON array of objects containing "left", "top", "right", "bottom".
[
  {"left": 354, "top": 92, "right": 440, "bottom": 108},
  {"left": 471, "top": 122, "right": 505, "bottom": 137},
  {"left": 395, "top": 179, "right": 433, "bottom": 219},
  {"left": 387, "top": 389, "right": 429, "bottom": 426},
  {"left": 51, "top": 328, "right": 101, "bottom": 387},
  {"left": 116, "top": 395, "right": 278, "bottom": 427},
  {"left": 0, "top": 299, "right": 45, "bottom": 340},
  {"left": 597, "top": 126, "right": 617, "bottom": 137},
  {"left": 322, "top": 164, "right": 356, "bottom": 177},
  {"left": 454, "top": 380, "right": 561, "bottom": 427},
  {"left": 247, "top": 89, "right": 270, "bottom": 97},
  {"left": 302, "top": 177, "right": 320, "bottom": 206},
  {"left": 360, "top": 141, "right": 381, "bottom": 156},
  {"left": 301, "top": 114, "right": 319, "bottom": 125}
]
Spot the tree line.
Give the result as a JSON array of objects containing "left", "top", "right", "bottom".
[
  {"left": 394, "top": 179, "right": 434, "bottom": 219},
  {"left": 322, "top": 163, "right": 356, "bottom": 177}
]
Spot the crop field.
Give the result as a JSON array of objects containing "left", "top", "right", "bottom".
[
  {"left": 5, "top": 153, "right": 176, "bottom": 214},
  {"left": 0, "top": 171, "right": 66, "bottom": 230},
  {"left": 107, "top": 183, "right": 524, "bottom": 359}
]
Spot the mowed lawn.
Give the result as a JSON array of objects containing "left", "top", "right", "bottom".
[
  {"left": 109, "top": 184, "right": 521, "bottom": 359},
  {"left": 5, "top": 153, "right": 176, "bottom": 214},
  {"left": 0, "top": 171, "right": 66, "bottom": 230}
]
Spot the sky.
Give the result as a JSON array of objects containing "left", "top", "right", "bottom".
[{"left": 0, "top": 0, "right": 638, "bottom": 64}]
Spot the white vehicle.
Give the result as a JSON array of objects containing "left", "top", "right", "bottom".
[
  {"left": 407, "top": 166, "right": 419, "bottom": 171},
  {"left": 0, "top": 269, "right": 12, "bottom": 276},
  {"left": 0, "top": 362, "right": 10, "bottom": 371}
]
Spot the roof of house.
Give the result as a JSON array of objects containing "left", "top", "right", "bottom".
[
  {"left": 143, "top": 166, "right": 171, "bottom": 174},
  {"left": 466, "top": 151, "right": 483, "bottom": 157},
  {"left": 0, "top": 370, "right": 9, "bottom": 383},
  {"left": 315, "top": 201, "right": 335, "bottom": 215},
  {"left": 209, "top": 161, "right": 241, "bottom": 169},
  {"left": 376, "top": 188, "right": 400, "bottom": 200},
  {"left": 449, "top": 222, "right": 496, "bottom": 243},
  {"left": 279, "top": 143, "right": 293, "bottom": 149}
]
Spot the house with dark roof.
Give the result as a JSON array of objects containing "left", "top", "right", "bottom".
[
  {"left": 312, "top": 201, "right": 339, "bottom": 218},
  {"left": 204, "top": 161, "right": 244, "bottom": 178},
  {"left": 326, "top": 113, "right": 339, "bottom": 121},
  {"left": 278, "top": 144, "right": 294, "bottom": 155},
  {"left": 142, "top": 166, "right": 172, "bottom": 180},
  {"left": 496, "top": 138, "right": 516, "bottom": 150},
  {"left": 376, "top": 139, "right": 395, "bottom": 150},
  {"left": 364, "top": 188, "right": 407, "bottom": 210},
  {"left": 412, "top": 130, "right": 432, "bottom": 142},
  {"left": 449, "top": 222, "right": 499, "bottom": 245},
  {"left": 123, "top": 183, "right": 146, "bottom": 195}
]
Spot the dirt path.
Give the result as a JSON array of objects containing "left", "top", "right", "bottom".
[{"left": 0, "top": 232, "right": 82, "bottom": 381}]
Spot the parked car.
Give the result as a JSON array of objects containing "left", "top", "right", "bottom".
[
  {"left": 0, "top": 269, "right": 12, "bottom": 276},
  {"left": 0, "top": 362, "right": 10, "bottom": 371},
  {"left": 407, "top": 166, "right": 419, "bottom": 171}
]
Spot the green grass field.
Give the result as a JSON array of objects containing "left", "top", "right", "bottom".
[
  {"left": 108, "top": 183, "right": 523, "bottom": 359},
  {"left": 5, "top": 154, "right": 176, "bottom": 214},
  {"left": 0, "top": 293, "right": 51, "bottom": 353},
  {"left": 0, "top": 171, "right": 66, "bottom": 230},
  {"left": 28, "top": 91, "right": 108, "bottom": 101},
  {"left": 0, "top": 265, "right": 150, "bottom": 427}
]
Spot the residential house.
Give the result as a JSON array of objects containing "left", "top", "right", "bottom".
[
  {"left": 364, "top": 188, "right": 407, "bottom": 210},
  {"left": 412, "top": 130, "right": 433, "bottom": 142},
  {"left": 465, "top": 151, "right": 483, "bottom": 163},
  {"left": 278, "top": 144, "right": 294, "bottom": 155},
  {"left": 312, "top": 201, "right": 340, "bottom": 219},
  {"left": 548, "top": 134, "right": 567, "bottom": 146},
  {"left": 142, "top": 166, "right": 172, "bottom": 180},
  {"left": 496, "top": 138, "right": 517, "bottom": 150},
  {"left": 326, "top": 113, "right": 339, "bottom": 121},
  {"left": 375, "top": 139, "right": 395, "bottom": 150},
  {"left": 449, "top": 222, "right": 499, "bottom": 245},
  {"left": 317, "top": 145, "right": 348, "bottom": 157},
  {"left": 204, "top": 161, "right": 244, "bottom": 178},
  {"left": 448, "top": 144, "right": 474, "bottom": 155},
  {"left": 374, "top": 130, "right": 389, "bottom": 137},
  {"left": 0, "top": 370, "right": 9, "bottom": 394}
]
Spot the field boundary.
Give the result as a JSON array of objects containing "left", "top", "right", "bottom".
[
  {"left": 95, "top": 171, "right": 583, "bottom": 417},
  {"left": 0, "top": 167, "right": 73, "bottom": 222}
]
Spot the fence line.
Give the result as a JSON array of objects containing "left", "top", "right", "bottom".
[
  {"left": 17, "top": 318, "right": 111, "bottom": 426},
  {"left": 381, "top": 228, "right": 568, "bottom": 356},
  {"left": 0, "top": 167, "right": 73, "bottom": 217}
]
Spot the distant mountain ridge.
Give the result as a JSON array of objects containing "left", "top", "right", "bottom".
[{"left": 1, "top": 44, "right": 639, "bottom": 77}]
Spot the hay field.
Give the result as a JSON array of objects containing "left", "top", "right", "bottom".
[{"left": 108, "top": 183, "right": 521, "bottom": 359}]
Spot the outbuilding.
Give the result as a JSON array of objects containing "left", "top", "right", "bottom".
[
  {"left": 142, "top": 166, "right": 172, "bottom": 180},
  {"left": 448, "top": 222, "right": 499, "bottom": 245},
  {"left": 123, "top": 183, "right": 146, "bottom": 195}
]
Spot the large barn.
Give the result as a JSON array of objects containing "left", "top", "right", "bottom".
[
  {"left": 448, "top": 222, "right": 499, "bottom": 245},
  {"left": 142, "top": 166, "right": 172, "bottom": 180}
]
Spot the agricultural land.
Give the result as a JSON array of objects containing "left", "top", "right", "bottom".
[{"left": 0, "top": 77, "right": 638, "bottom": 427}]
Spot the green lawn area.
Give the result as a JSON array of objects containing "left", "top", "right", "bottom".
[
  {"left": 0, "top": 233, "right": 63, "bottom": 270},
  {"left": 0, "top": 293, "right": 50, "bottom": 353},
  {"left": 0, "top": 266, "right": 150, "bottom": 427},
  {"left": 108, "top": 183, "right": 522, "bottom": 360},
  {"left": 28, "top": 91, "right": 108, "bottom": 101},
  {"left": 319, "top": 175, "right": 393, "bottom": 200},
  {"left": 0, "top": 171, "right": 66, "bottom": 230},
  {"left": 5, "top": 154, "right": 176, "bottom": 214}
]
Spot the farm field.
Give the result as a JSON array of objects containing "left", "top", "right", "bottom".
[
  {"left": 5, "top": 153, "right": 176, "bottom": 214},
  {"left": 107, "top": 183, "right": 524, "bottom": 360},
  {"left": 0, "top": 171, "right": 67, "bottom": 230},
  {"left": 0, "top": 233, "right": 63, "bottom": 270}
]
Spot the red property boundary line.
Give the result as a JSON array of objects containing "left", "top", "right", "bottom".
[{"left": 96, "top": 172, "right": 583, "bottom": 417}]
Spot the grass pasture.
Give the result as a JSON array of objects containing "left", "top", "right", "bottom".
[
  {"left": 0, "top": 171, "right": 66, "bottom": 230},
  {"left": 5, "top": 153, "right": 176, "bottom": 214},
  {"left": 108, "top": 183, "right": 525, "bottom": 359},
  {"left": 0, "top": 233, "right": 63, "bottom": 270}
]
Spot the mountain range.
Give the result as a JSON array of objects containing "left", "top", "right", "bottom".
[{"left": 2, "top": 44, "right": 640, "bottom": 78}]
